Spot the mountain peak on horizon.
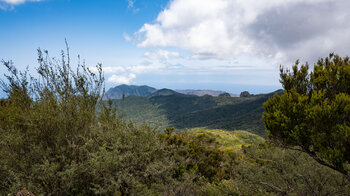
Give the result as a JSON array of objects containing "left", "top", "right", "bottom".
[
  {"left": 105, "top": 84, "right": 243, "bottom": 99},
  {"left": 149, "top": 88, "right": 187, "bottom": 97},
  {"left": 105, "top": 84, "right": 157, "bottom": 100},
  {"left": 175, "top": 89, "right": 238, "bottom": 97}
]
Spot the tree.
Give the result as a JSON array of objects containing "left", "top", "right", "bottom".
[{"left": 262, "top": 53, "right": 350, "bottom": 181}]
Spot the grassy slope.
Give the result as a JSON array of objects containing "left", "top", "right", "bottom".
[{"left": 188, "top": 129, "right": 265, "bottom": 151}]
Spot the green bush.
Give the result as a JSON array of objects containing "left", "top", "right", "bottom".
[
  {"left": 159, "top": 128, "right": 233, "bottom": 182},
  {"left": 263, "top": 54, "right": 350, "bottom": 180},
  {"left": 0, "top": 48, "right": 174, "bottom": 195},
  {"left": 233, "top": 144, "right": 350, "bottom": 195}
]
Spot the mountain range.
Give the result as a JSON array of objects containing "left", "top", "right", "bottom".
[
  {"left": 175, "top": 89, "right": 238, "bottom": 97},
  {"left": 105, "top": 84, "right": 238, "bottom": 99}
]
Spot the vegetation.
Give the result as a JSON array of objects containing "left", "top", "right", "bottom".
[
  {"left": 0, "top": 49, "right": 173, "bottom": 195},
  {"left": 1, "top": 49, "right": 349, "bottom": 195},
  {"left": 113, "top": 89, "right": 280, "bottom": 137},
  {"left": 188, "top": 129, "right": 264, "bottom": 151},
  {"left": 104, "top": 84, "right": 156, "bottom": 99},
  {"left": 107, "top": 85, "right": 237, "bottom": 98},
  {"left": 263, "top": 53, "right": 350, "bottom": 181},
  {"left": 232, "top": 145, "right": 350, "bottom": 195}
]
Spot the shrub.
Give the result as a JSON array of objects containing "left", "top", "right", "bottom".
[{"left": 0, "top": 48, "right": 174, "bottom": 195}]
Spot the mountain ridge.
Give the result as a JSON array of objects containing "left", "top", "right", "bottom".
[
  {"left": 175, "top": 89, "right": 238, "bottom": 97},
  {"left": 105, "top": 84, "right": 240, "bottom": 99},
  {"left": 112, "top": 89, "right": 283, "bottom": 137},
  {"left": 105, "top": 84, "right": 157, "bottom": 99}
]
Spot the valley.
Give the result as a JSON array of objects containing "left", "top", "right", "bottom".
[{"left": 107, "top": 85, "right": 283, "bottom": 137}]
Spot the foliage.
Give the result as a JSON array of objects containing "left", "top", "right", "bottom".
[
  {"left": 233, "top": 145, "right": 350, "bottom": 195},
  {"left": 263, "top": 53, "right": 350, "bottom": 181},
  {"left": 0, "top": 48, "right": 174, "bottom": 195},
  {"left": 104, "top": 84, "right": 156, "bottom": 99},
  {"left": 188, "top": 129, "right": 265, "bottom": 151},
  {"left": 1, "top": 48, "right": 349, "bottom": 195},
  {"left": 113, "top": 90, "right": 279, "bottom": 137},
  {"left": 112, "top": 95, "right": 171, "bottom": 130},
  {"left": 159, "top": 128, "right": 229, "bottom": 182}
]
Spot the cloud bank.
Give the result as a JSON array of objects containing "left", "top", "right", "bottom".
[
  {"left": 108, "top": 73, "right": 136, "bottom": 84},
  {"left": 136, "top": 0, "right": 350, "bottom": 64},
  {"left": 90, "top": 61, "right": 180, "bottom": 85},
  {"left": 144, "top": 49, "right": 180, "bottom": 60}
]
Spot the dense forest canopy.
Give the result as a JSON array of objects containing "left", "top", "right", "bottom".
[{"left": 111, "top": 89, "right": 277, "bottom": 137}]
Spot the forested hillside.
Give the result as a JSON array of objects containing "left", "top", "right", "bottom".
[
  {"left": 112, "top": 89, "right": 282, "bottom": 137},
  {"left": 104, "top": 84, "right": 156, "bottom": 99}
]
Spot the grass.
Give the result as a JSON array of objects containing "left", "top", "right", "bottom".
[{"left": 188, "top": 129, "right": 265, "bottom": 151}]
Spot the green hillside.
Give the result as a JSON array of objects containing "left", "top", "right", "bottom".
[
  {"left": 116, "top": 95, "right": 171, "bottom": 129},
  {"left": 188, "top": 129, "right": 265, "bottom": 151},
  {"left": 105, "top": 84, "right": 156, "bottom": 99},
  {"left": 113, "top": 89, "right": 283, "bottom": 137}
]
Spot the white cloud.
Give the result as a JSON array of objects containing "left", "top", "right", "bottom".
[
  {"left": 136, "top": 0, "right": 350, "bottom": 64},
  {"left": 127, "top": 0, "right": 134, "bottom": 8},
  {"left": 96, "top": 64, "right": 164, "bottom": 75},
  {"left": 104, "top": 66, "right": 126, "bottom": 73},
  {"left": 123, "top": 32, "right": 132, "bottom": 42},
  {"left": 0, "top": 0, "right": 43, "bottom": 10},
  {"left": 144, "top": 49, "right": 180, "bottom": 60},
  {"left": 91, "top": 62, "right": 173, "bottom": 85},
  {"left": 126, "top": 0, "right": 140, "bottom": 13},
  {"left": 108, "top": 73, "right": 136, "bottom": 84},
  {"left": 0, "top": 0, "right": 41, "bottom": 5}
]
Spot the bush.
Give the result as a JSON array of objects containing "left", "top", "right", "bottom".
[
  {"left": 233, "top": 144, "right": 350, "bottom": 195},
  {"left": 158, "top": 128, "right": 232, "bottom": 182},
  {"left": 0, "top": 48, "right": 174, "bottom": 195}
]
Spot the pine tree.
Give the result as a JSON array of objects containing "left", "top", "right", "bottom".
[{"left": 263, "top": 53, "right": 350, "bottom": 181}]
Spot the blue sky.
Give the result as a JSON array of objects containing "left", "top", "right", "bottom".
[{"left": 1, "top": 0, "right": 350, "bottom": 97}]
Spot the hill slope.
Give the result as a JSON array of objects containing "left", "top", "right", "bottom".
[
  {"left": 105, "top": 84, "right": 156, "bottom": 99},
  {"left": 112, "top": 90, "right": 282, "bottom": 137},
  {"left": 188, "top": 129, "right": 265, "bottom": 151},
  {"left": 149, "top": 88, "right": 187, "bottom": 97}
]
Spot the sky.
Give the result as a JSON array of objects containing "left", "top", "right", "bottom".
[{"left": 1, "top": 0, "right": 350, "bottom": 97}]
